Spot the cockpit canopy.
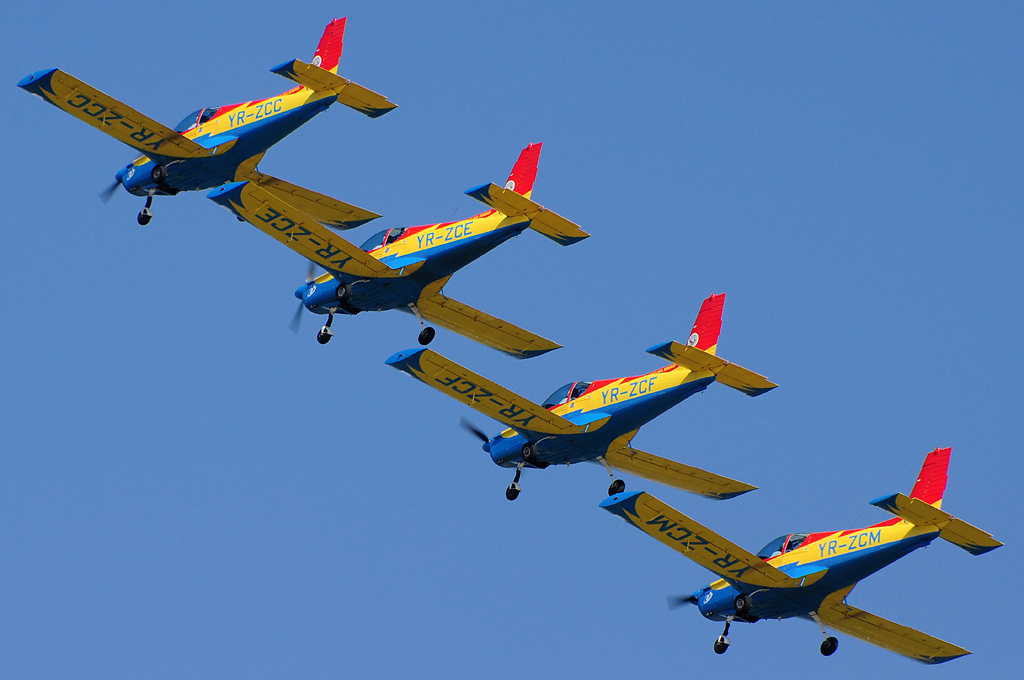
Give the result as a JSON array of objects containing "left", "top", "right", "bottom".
[
  {"left": 174, "top": 107, "right": 219, "bottom": 133},
  {"left": 360, "top": 227, "right": 405, "bottom": 252},
  {"left": 755, "top": 533, "right": 808, "bottom": 560},
  {"left": 541, "top": 381, "right": 591, "bottom": 409}
]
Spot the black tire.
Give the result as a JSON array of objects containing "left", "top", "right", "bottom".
[
  {"left": 151, "top": 164, "right": 167, "bottom": 183},
  {"left": 820, "top": 637, "right": 838, "bottom": 657},
  {"left": 418, "top": 327, "right": 435, "bottom": 345},
  {"left": 137, "top": 212, "right": 151, "bottom": 226},
  {"left": 317, "top": 330, "right": 332, "bottom": 345},
  {"left": 335, "top": 282, "right": 351, "bottom": 302},
  {"left": 713, "top": 639, "right": 729, "bottom": 655},
  {"left": 608, "top": 479, "right": 626, "bottom": 496},
  {"left": 734, "top": 594, "right": 751, "bottom": 615},
  {"left": 505, "top": 485, "right": 520, "bottom": 501},
  {"left": 521, "top": 442, "right": 538, "bottom": 464}
]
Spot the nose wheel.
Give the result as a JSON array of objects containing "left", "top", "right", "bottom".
[
  {"left": 137, "top": 194, "right": 154, "bottom": 225},
  {"left": 713, "top": 617, "right": 733, "bottom": 654},
  {"left": 317, "top": 309, "right": 337, "bottom": 345},
  {"left": 505, "top": 462, "right": 525, "bottom": 501}
]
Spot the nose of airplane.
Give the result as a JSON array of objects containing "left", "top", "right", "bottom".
[{"left": 295, "top": 281, "right": 310, "bottom": 300}]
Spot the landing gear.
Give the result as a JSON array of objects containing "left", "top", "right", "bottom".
[
  {"left": 408, "top": 302, "right": 435, "bottom": 345},
  {"left": 713, "top": 617, "right": 733, "bottom": 655},
  {"left": 317, "top": 308, "right": 336, "bottom": 345},
  {"left": 521, "top": 442, "right": 541, "bottom": 466},
  {"left": 506, "top": 462, "right": 525, "bottom": 501},
  {"left": 137, "top": 193, "right": 154, "bottom": 225},
  {"left": 335, "top": 282, "right": 351, "bottom": 302},
  {"left": 734, "top": 593, "right": 751, "bottom": 616},
  {"left": 597, "top": 456, "right": 625, "bottom": 496},
  {"left": 151, "top": 164, "right": 167, "bottom": 184},
  {"left": 810, "top": 611, "right": 838, "bottom": 657}
]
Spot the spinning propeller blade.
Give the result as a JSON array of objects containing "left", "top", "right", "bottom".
[
  {"left": 667, "top": 595, "right": 698, "bottom": 610},
  {"left": 99, "top": 179, "right": 120, "bottom": 204},
  {"left": 459, "top": 417, "right": 490, "bottom": 443},
  {"left": 289, "top": 261, "right": 319, "bottom": 334}
]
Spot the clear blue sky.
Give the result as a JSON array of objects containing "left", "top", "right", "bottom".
[{"left": 2, "top": 2, "right": 1021, "bottom": 678}]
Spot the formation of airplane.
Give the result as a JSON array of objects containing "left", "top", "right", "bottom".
[
  {"left": 15, "top": 16, "right": 1002, "bottom": 667},
  {"left": 386, "top": 293, "right": 775, "bottom": 500},
  {"left": 601, "top": 447, "right": 1001, "bottom": 663}
]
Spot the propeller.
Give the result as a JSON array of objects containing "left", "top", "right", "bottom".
[
  {"left": 459, "top": 417, "right": 490, "bottom": 444},
  {"left": 289, "top": 261, "right": 318, "bottom": 334},
  {"left": 667, "top": 594, "right": 698, "bottom": 610},
  {"left": 99, "top": 179, "right": 120, "bottom": 204}
]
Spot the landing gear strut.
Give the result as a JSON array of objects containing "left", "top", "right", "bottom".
[
  {"left": 810, "top": 611, "right": 838, "bottom": 657},
  {"left": 408, "top": 302, "right": 435, "bottom": 345},
  {"left": 597, "top": 456, "right": 625, "bottom": 496},
  {"left": 506, "top": 462, "right": 525, "bottom": 501},
  {"left": 317, "top": 308, "right": 337, "bottom": 345},
  {"left": 713, "top": 616, "right": 733, "bottom": 654},
  {"left": 137, "top": 193, "right": 154, "bottom": 225}
]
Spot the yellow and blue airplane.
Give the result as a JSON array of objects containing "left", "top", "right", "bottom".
[
  {"left": 18, "top": 17, "right": 392, "bottom": 226},
  {"left": 601, "top": 447, "right": 1001, "bottom": 663},
  {"left": 208, "top": 143, "right": 588, "bottom": 356},
  {"left": 386, "top": 293, "right": 776, "bottom": 499}
]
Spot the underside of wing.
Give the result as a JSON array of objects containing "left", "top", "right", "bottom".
[
  {"left": 816, "top": 595, "right": 970, "bottom": 664},
  {"left": 385, "top": 348, "right": 580, "bottom": 436},
  {"left": 416, "top": 294, "right": 561, "bottom": 360},
  {"left": 270, "top": 59, "right": 397, "bottom": 118},
  {"left": 600, "top": 491, "right": 820, "bottom": 589},
  {"left": 604, "top": 447, "right": 756, "bottom": 500},
  {"left": 207, "top": 181, "right": 418, "bottom": 280},
  {"left": 240, "top": 171, "right": 380, "bottom": 229},
  {"left": 18, "top": 69, "right": 216, "bottom": 159}
]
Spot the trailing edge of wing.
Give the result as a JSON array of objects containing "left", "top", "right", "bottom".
[
  {"left": 270, "top": 59, "right": 397, "bottom": 118},
  {"left": 239, "top": 171, "right": 380, "bottom": 229},
  {"left": 384, "top": 348, "right": 593, "bottom": 436},
  {"left": 207, "top": 182, "right": 417, "bottom": 280},
  {"left": 870, "top": 493, "right": 1002, "bottom": 556},
  {"left": 464, "top": 183, "right": 589, "bottom": 246},
  {"left": 646, "top": 341, "right": 777, "bottom": 397},
  {"left": 603, "top": 447, "right": 756, "bottom": 500},
  {"left": 17, "top": 68, "right": 221, "bottom": 159},
  {"left": 600, "top": 491, "right": 822, "bottom": 589},
  {"left": 816, "top": 590, "right": 970, "bottom": 664},
  {"left": 416, "top": 294, "right": 560, "bottom": 360}
]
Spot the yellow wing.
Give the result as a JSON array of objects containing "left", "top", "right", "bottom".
[
  {"left": 600, "top": 491, "right": 824, "bottom": 589},
  {"left": 464, "top": 183, "right": 589, "bottom": 246},
  {"left": 646, "top": 341, "right": 777, "bottom": 397},
  {"left": 207, "top": 181, "right": 419, "bottom": 280},
  {"left": 603, "top": 445, "right": 756, "bottom": 500},
  {"left": 17, "top": 69, "right": 228, "bottom": 159},
  {"left": 386, "top": 348, "right": 601, "bottom": 436},
  {"left": 816, "top": 589, "right": 971, "bottom": 664},
  {"left": 271, "top": 59, "right": 397, "bottom": 118},
  {"left": 238, "top": 171, "right": 380, "bottom": 229},
  {"left": 415, "top": 293, "right": 561, "bottom": 360}
]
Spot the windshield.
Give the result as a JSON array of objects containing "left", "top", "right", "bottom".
[
  {"left": 360, "top": 229, "right": 389, "bottom": 251},
  {"left": 785, "top": 534, "right": 808, "bottom": 552},
  {"left": 756, "top": 533, "right": 809, "bottom": 560},
  {"left": 173, "top": 107, "right": 218, "bottom": 133},
  {"left": 541, "top": 381, "right": 591, "bottom": 409}
]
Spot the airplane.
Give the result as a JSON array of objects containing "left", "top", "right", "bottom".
[
  {"left": 17, "top": 17, "right": 393, "bottom": 227},
  {"left": 208, "top": 142, "right": 588, "bottom": 357},
  {"left": 600, "top": 446, "right": 1001, "bottom": 663},
  {"left": 385, "top": 292, "right": 776, "bottom": 500}
]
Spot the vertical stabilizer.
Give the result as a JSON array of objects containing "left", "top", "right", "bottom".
[
  {"left": 313, "top": 17, "right": 347, "bottom": 74},
  {"left": 688, "top": 293, "right": 725, "bottom": 355},
  {"left": 910, "top": 447, "right": 950, "bottom": 509},
  {"left": 505, "top": 143, "right": 542, "bottom": 199}
]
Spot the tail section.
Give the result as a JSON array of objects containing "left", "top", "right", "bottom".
[
  {"left": 505, "top": 143, "right": 542, "bottom": 199},
  {"left": 688, "top": 292, "right": 725, "bottom": 355},
  {"left": 870, "top": 447, "right": 1001, "bottom": 556},
  {"left": 312, "top": 17, "right": 346, "bottom": 73}
]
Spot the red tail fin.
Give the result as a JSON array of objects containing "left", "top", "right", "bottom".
[
  {"left": 688, "top": 293, "right": 725, "bottom": 355},
  {"left": 312, "top": 18, "right": 346, "bottom": 73},
  {"left": 505, "top": 143, "right": 543, "bottom": 198},
  {"left": 910, "top": 447, "right": 950, "bottom": 509}
]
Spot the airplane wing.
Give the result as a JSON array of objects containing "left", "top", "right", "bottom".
[
  {"left": 464, "top": 183, "right": 589, "bottom": 246},
  {"left": 600, "top": 491, "right": 825, "bottom": 589},
  {"left": 238, "top": 171, "right": 380, "bottom": 229},
  {"left": 17, "top": 69, "right": 228, "bottom": 159},
  {"left": 270, "top": 59, "right": 397, "bottom": 118},
  {"left": 816, "top": 589, "right": 970, "bottom": 664},
  {"left": 646, "top": 341, "right": 777, "bottom": 397},
  {"left": 603, "top": 446, "right": 756, "bottom": 500},
  {"left": 415, "top": 294, "right": 561, "bottom": 360},
  {"left": 385, "top": 348, "right": 605, "bottom": 436},
  {"left": 207, "top": 181, "right": 420, "bottom": 280}
]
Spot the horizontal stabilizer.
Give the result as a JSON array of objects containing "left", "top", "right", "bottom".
[
  {"left": 416, "top": 294, "right": 561, "bottom": 360},
  {"left": 604, "top": 447, "right": 756, "bottom": 500},
  {"left": 270, "top": 59, "right": 396, "bottom": 118},
  {"left": 239, "top": 171, "right": 379, "bottom": 229},
  {"left": 385, "top": 348, "right": 596, "bottom": 436},
  {"left": 464, "top": 183, "right": 589, "bottom": 246},
  {"left": 646, "top": 341, "right": 776, "bottom": 397},
  {"left": 870, "top": 493, "right": 1001, "bottom": 556},
  {"left": 17, "top": 68, "right": 223, "bottom": 159},
  {"left": 207, "top": 181, "right": 418, "bottom": 280},
  {"left": 600, "top": 491, "right": 824, "bottom": 589},
  {"left": 816, "top": 589, "right": 970, "bottom": 664}
]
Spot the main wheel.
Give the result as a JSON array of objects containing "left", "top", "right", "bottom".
[
  {"left": 137, "top": 212, "right": 151, "bottom": 226},
  {"left": 521, "top": 442, "right": 538, "bottom": 464},
  {"left": 151, "top": 164, "right": 167, "bottom": 183},
  {"left": 418, "top": 327, "right": 435, "bottom": 345},
  {"left": 505, "top": 484, "right": 521, "bottom": 501},
  {"left": 820, "top": 636, "right": 838, "bottom": 656},
  {"left": 734, "top": 594, "right": 751, "bottom": 615},
  {"left": 608, "top": 479, "right": 626, "bottom": 496},
  {"left": 713, "top": 637, "right": 730, "bottom": 655},
  {"left": 335, "top": 282, "right": 351, "bottom": 302}
]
